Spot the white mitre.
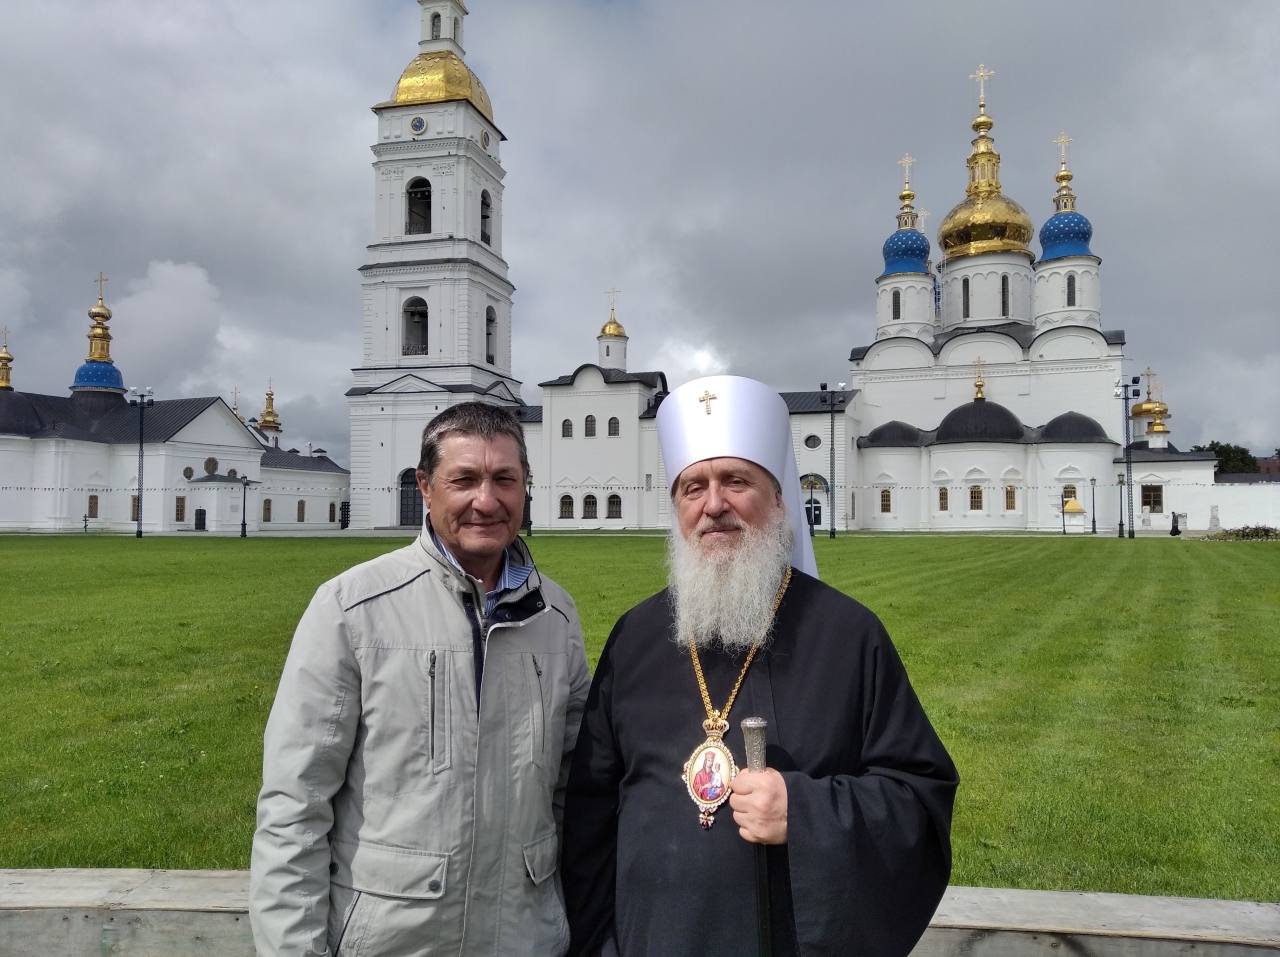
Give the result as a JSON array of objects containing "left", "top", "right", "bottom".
[{"left": 657, "top": 374, "right": 818, "bottom": 578}]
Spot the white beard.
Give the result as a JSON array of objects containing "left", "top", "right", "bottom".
[{"left": 667, "top": 508, "right": 794, "bottom": 652}]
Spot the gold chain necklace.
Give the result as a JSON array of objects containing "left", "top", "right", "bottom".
[{"left": 681, "top": 567, "right": 792, "bottom": 829}]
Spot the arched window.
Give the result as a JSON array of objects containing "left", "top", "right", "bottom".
[
  {"left": 559, "top": 495, "right": 574, "bottom": 519},
  {"left": 583, "top": 495, "right": 598, "bottom": 519},
  {"left": 962, "top": 277, "right": 971, "bottom": 319},
  {"left": 607, "top": 416, "right": 620, "bottom": 436},
  {"left": 431, "top": 12, "right": 441, "bottom": 38},
  {"left": 399, "top": 468, "right": 423, "bottom": 527},
  {"left": 403, "top": 297, "right": 428, "bottom": 355},
  {"left": 406, "top": 178, "right": 431, "bottom": 235},
  {"left": 297, "top": 500, "right": 306, "bottom": 522},
  {"left": 969, "top": 485, "right": 983, "bottom": 510},
  {"left": 329, "top": 502, "right": 337, "bottom": 523},
  {"left": 607, "top": 494, "right": 622, "bottom": 519},
  {"left": 1005, "top": 485, "right": 1017, "bottom": 510},
  {"left": 1066, "top": 274, "right": 1077, "bottom": 307},
  {"left": 480, "top": 190, "right": 492, "bottom": 245},
  {"left": 938, "top": 487, "right": 949, "bottom": 511},
  {"left": 561, "top": 419, "right": 573, "bottom": 438},
  {"left": 1000, "top": 274, "right": 1009, "bottom": 317},
  {"left": 584, "top": 415, "right": 597, "bottom": 438},
  {"left": 879, "top": 489, "right": 892, "bottom": 513},
  {"left": 891, "top": 289, "right": 901, "bottom": 322},
  {"left": 262, "top": 499, "right": 273, "bottom": 522},
  {"left": 485, "top": 306, "right": 496, "bottom": 364}
]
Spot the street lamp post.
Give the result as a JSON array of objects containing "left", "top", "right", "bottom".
[
  {"left": 1061, "top": 486, "right": 1067, "bottom": 535},
  {"left": 1114, "top": 376, "right": 1140, "bottom": 539},
  {"left": 240, "top": 475, "right": 251, "bottom": 538},
  {"left": 819, "top": 382, "right": 846, "bottom": 540},
  {"left": 1117, "top": 473, "right": 1125, "bottom": 538},
  {"left": 127, "top": 387, "right": 154, "bottom": 538},
  {"left": 1090, "top": 477, "right": 1097, "bottom": 534}
]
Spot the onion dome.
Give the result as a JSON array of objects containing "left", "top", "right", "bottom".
[
  {"left": 935, "top": 396, "right": 1026, "bottom": 444},
  {"left": 258, "top": 383, "right": 282, "bottom": 433},
  {"left": 938, "top": 97, "right": 1033, "bottom": 261},
  {"left": 881, "top": 155, "right": 932, "bottom": 277},
  {"left": 70, "top": 291, "right": 125, "bottom": 393},
  {"left": 379, "top": 50, "right": 494, "bottom": 124},
  {"left": 1039, "top": 147, "right": 1093, "bottom": 260},
  {"left": 600, "top": 308, "right": 626, "bottom": 338},
  {"left": 1130, "top": 371, "right": 1169, "bottom": 419},
  {"left": 1040, "top": 411, "right": 1110, "bottom": 443},
  {"left": 858, "top": 420, "right": 925, "bottom": 449}
]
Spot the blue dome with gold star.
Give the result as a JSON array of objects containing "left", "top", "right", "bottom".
[
  {"left": 1039, "top": 210, "right": 1093, "bottom": 261},
  {"left": 881, "top": 228, "right": 931, "bottom": 277},
  {"left": 71, "top": 359, "right": 125, "bottom": 392}
]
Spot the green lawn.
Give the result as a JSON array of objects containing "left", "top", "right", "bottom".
[{"left": 1, "top": 534, "right": 1276, "bottom": 900}]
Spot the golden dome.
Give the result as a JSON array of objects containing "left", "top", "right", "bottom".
[
  {"left": 938, "top": 106, "right": 1034, "bottom": 261},
  {"left": 381, "top": 50, "right": 494, "bottom": 124},
  {"left": 1130, "top": 398, "right": 1167, "bottom": 418},
  {"left": 600, "top": 309, "right": 626, "bottom": 338}
]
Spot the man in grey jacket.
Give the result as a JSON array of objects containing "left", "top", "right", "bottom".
[{"left": 251, "top": 403, "right": 591, "bottom": 957}]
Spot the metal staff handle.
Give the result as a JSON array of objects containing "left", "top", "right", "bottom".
[{"left": 740, "top": 717, "right": 772, "bottom": 957}]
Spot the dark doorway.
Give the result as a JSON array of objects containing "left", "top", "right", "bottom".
[
  {"left": 194, "top": 508, "right": 207, "bottom": 531},
  {"left": 805, "top": 498, "right": 822, "bottom": 527},
  {"left": 400, "top": 469, "right": 424, "bottom": 527}
]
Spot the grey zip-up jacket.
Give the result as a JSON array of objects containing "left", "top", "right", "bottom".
[{"left": 250, "top": 531, "right": 591, "bottom": 957}]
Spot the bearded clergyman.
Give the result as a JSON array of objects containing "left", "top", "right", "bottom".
[{"left": 561, "top": 375, "right": 959, "bottom": 957}]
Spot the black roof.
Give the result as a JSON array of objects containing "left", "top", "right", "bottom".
[
  {"left": 1215, "top": 472, "right": 1280, "bottom": 484},
  {"left": 0, "top": 391, "right": 223, "bottom": 443},
  {"left": 260, "top": 448, "right": 350, "bottom": 474},
  {"left": 859, "top": 420, "right": 927, "bottom": 449},
  {"left": 517, "top": 406, "right": 543, "bottom": 423},
  {"left": 779, "top": 390, "right": 855, "bottom": 414},
  {"left": 537, "top": 364, "right": 668, "bottom": 390},
  {"left": 1040, "top": 411, "right": 1111, "bottom": 443},
  {"left": 1115, "top": 442, "right": 1219, "bottom": 464},
  {"left": 935, "top": 397, "right": 1029, "bottom": 444},
  {"left": 849, "top": 324, "right": 1127, "bottom": 362}
]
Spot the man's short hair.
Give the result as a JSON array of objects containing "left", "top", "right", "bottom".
[{"left": 418, "top": 402, "right": 530, "bottom": 484}]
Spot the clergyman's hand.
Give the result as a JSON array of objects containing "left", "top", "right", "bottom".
[{"left": 728, "top": 768, "right": 787, "bottom": 844}]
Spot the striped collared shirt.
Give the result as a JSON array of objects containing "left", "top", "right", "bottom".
[{"left": 429, "top": 526, "right": 534, "bottom": 615}]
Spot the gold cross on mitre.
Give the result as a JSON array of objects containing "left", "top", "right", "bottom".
[
  {"left": 972, "top": 356, "right": 986, "bottom": 399},
  {"left": 94, "top": 271, "right": 108, "bottom": 301},
  {"left": 1053, "top": 131, "right": 1073, "bottom": 169},
  {"left": 969, "top": 63, "right": 994, "bottom": 105},
  {"left": 698, "top": 390, "right": 717, "bottom": 414},
  {"left": 898, "top": 152, "right": 916, "bottom": 189}
]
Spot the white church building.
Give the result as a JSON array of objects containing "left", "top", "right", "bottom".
[{"left": 347, "top": 6, "right": 1275, "bottom": 534}]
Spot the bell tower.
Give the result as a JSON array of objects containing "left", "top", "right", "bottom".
[{"left": 347, "top": 0, "right": 522, "bottom": 529}]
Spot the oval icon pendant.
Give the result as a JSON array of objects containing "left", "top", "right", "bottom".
[{"left": 681, "top": 727, "right": 739, "bottom": 829}]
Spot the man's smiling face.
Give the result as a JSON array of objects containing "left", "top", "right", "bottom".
[{"left": 672, "top": 457, "right": 784, "bottom": 557}]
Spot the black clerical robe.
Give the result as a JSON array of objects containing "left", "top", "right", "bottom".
[{"left": 561, "top": 570, "right": 958, "bottom": 957}]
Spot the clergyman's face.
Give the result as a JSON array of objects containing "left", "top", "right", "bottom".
[
  {"left": 673, "top": 457, "right": 784, "bottom": 555},
  {"left": 419, "top": 433, "right": 526, "bottom": 570}
]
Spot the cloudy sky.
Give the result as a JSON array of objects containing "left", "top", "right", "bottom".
[{"left": 2, "top": 0, "right": 1277, "bottom": 464}]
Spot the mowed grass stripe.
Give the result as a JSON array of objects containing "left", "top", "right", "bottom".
[{"left": 0, "top": 534, "right": 1276, "bottom": 900}]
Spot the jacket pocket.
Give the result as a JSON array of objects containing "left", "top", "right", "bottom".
[
  {"left": 333, "top": 840, "right": 449, "bottom": 900},
  {"left": 526, "top": 653, "right": 546, "bottom": 769},
  {"left": 425, "top": 649, "right": 452, "bottom": 773},
  {"left": 521, "top": 832, "right": 558, "bottom": 886}
]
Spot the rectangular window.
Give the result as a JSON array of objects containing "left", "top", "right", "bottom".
[
  {"left": 130, "top": 495, "right": 139, "bottom": 522},
  {"left": 329, "top": 502, "right": 337, "bottom": 523},
  {"left": 1142, "top": 484, "right": 1164, "bottom": 513},
  {"left": 1005, "top": 485, "right": 1016, "bottom": 510},
  {"left": 969, "top": 485, "right": 983, "bottom": 511},
  {"left": 879, "top": 488, "right": 892, "bottom": 514},
  {"left": 1062, "top": 484, "right": 1077, "bottom": 502},
  {"left": 645, "top": 474, "right": 652, "bottom": 491},
  {"left": 262, "top": 499, "right": 273, "bottom": 522},
  {"left": 175, "top": 497, "right": 186, "bottom": 522},
  {"left": 87, "top": 494, "right": 99, "bottom": 519},
  {"left": 297, "top": 500, "right": 306, "bottom": 522},
  {"left": 850, "top": 493, "right": 855, "bottom": 520},
  {"left": 938, "top": 487, "right": 949, "bottom": 511}
]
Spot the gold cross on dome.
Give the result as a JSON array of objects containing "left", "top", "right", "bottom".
[
  {"left": 605, "top": 286, "right": 621, "bottom": 311},
  {"left": 898, "top": 152, "right": 916, "bottom": 188},
  {"left": 969, "top": 63, "right": 995, "bottom": 105},
  {"left": 1, "top": 326, "right": 8, "bottom": 349},
  {"left": 94, "top": 272, "right": 108, "bottom": 300},
  {"left": 972, "top": 356, "right": 986, "bottom": 399},
  {"left": 1141, "top": 366, "right": 1157, "bottom": 397},
  {"left": 1053, "top": 131, "right": 1073, "bottom": 168},
  {"left": 698, "top": 391, "right": 717, "bottom": 414}
]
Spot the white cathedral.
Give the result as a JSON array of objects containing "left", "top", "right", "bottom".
[
  {"left": 347, "top": 5, "right": 1275, "bottom": 534},
  {"left": 4, "top": 4, "right": 1275, "bottom": 534}
]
